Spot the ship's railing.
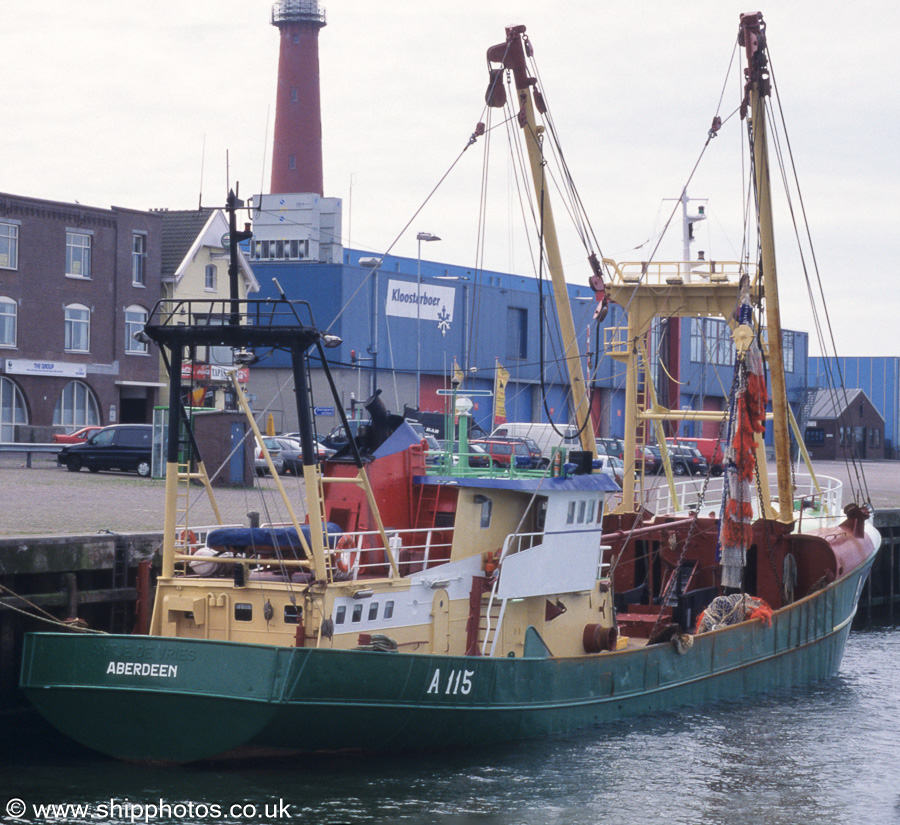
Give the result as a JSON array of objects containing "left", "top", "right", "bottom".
[
  {"left": 481, "top": 527, "right": 610, "bottom": 656},
  {"left": 424, "top": 451, "right": 550, "bottom": 479},
  {"left": 603, "top": 258, "right": 758, "bottom": 287},
  {"left": 643, "top": 472, "right": 844, "bottom": 522},
  {"left": 325, "top": 526, "right": 455, "bottom": 579},
  {"left": 174, "top": 523, "right": 244, "bottom": 555},
  {"left": 146, "top": 297, "right": 317, "bottom": 331},
  {"left": 172, "top": 523, "right": 454, "bottom": 581}
]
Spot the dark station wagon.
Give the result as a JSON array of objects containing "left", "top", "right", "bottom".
[{"left": 58, "top": 424, "right": 154, "bottom": 477}]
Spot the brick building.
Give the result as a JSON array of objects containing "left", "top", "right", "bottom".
[
  {"left": 804, "top": 387, "right": 885, "bottom": 461},
  {"left": 0, "top": 192, "right": 163, "bottom": 440}
]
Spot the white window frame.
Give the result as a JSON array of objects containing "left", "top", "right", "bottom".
[
  {"left": 0, "top": 222, "right": 18, "bottom": 270},
  {"left": 125, "top": 305, "right": 149, "bottom": 354},
  {"left": 132, "top": 233, "right": 146, "bottom": 286},
  {"left": 66, "top": 232, "right": 92, "bottom": 279},
  {"left": 53, "top": 380, "right": 99, "bottom": 428},
  {"left": 0, "top": 376, "right": 27, "bottom": 441},
  {"left": 205, "top": 264, "right": 217, "bottom": 292},
  {"left": 0, "top": 297, "right": 16, "bottom": 348},
  {"left": 64, "top": 303, "right": 91, "bottom": 352}
]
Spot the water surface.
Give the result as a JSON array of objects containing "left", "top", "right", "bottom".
[{"left": 3, "top": 624, "right": 899, "bottom": 825}]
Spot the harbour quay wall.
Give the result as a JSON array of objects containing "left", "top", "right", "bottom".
[
  {"left": 864, "top": 509, "right": 900, "bottom": 622},
  {"left": 0, "top": 531, "right": 161, "bottom": 706}
]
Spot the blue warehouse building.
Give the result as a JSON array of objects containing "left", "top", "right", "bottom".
[
  {"left": 810, "top": 357, "right": 900, "bottom": 457},
  {"left": 246, "top": 245, "right": 811, "bottom": 447}
]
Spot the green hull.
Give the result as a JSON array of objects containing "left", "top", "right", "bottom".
[{"left": 20, "top": 559, "right": 873, "bottom": 763}]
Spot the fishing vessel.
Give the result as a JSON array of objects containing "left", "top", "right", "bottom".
[{"left": 20, "top": 14, "right": 879, "bottom": 763}]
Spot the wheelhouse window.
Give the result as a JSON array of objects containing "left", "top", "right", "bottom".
[
  {"left": 0, "top": 377, "right": 27, "bottom": 441},
  {"left": 66, "top": 232, "right": 91, "bottom": 278},
  {"left": 0, "top": 223, "right": 18, "bottom": 270},
  {"left": 53, "top": 380, "right": 99, "bottom": 428},
  {"left": 64, "top": 304, "right": 90, "bottom": 352},
  {"left": 125, "top": 306, "right": 149, "bottom": 354},
  {"left": 0, "top": 297, "right": 16, "bottom": 347},
  {"left": 132, "top": 233, "right": 146, "bottom": 286},
  {"left": 205, "top": 264, "right": 217, "bottom": 291}
]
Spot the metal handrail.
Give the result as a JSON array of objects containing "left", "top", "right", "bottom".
[{"left": 643, "top": 472, "right": 844, "bottom": 521}]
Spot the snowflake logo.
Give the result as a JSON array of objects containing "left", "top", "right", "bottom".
[{"left": 437, "top": 306, "right": 451, "bottom": 336}]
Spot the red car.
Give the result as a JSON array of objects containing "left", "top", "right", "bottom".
[
  {"left": 470, "top": 439, "right": 534, "bottom": 468},
  {"left": 52, "top": 425, "right": 103, "bottom": 444}
]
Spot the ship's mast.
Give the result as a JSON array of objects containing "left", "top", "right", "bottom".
[
  {"left": 740, "top": 12, "right": 793, "bottom": 523},
  {"left": 486, "top": 27, "right": 597, "bottom": 457}
]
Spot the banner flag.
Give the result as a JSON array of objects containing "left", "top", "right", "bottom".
[{"left": 493, "top": 360, "right": 509, "bottom": 427}]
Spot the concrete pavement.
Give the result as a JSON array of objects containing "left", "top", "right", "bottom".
[
  {"left": 1, "top": 453, "right": 896, "bottom": 538},
  {"left": 1, "top": 453, "right": 309, "bottom": 537}
]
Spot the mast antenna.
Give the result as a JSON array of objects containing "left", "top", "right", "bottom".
[{"left": 198, "top": 133, "right": 206, "bottom": 210}]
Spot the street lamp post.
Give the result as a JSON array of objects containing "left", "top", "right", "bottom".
[{"left": 415, "top": 231, "right": 441, "bottom": 408}]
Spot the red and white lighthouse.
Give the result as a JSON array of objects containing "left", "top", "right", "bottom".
[{"left": 269, "top": 0, "right": 326, "bottom": 196}]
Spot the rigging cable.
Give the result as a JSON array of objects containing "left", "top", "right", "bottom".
[{"left": 765, "top": 55, "right": 871, "bottom": 505}]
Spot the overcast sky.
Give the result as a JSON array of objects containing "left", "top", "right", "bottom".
[{"left": 4, "top": 0, "right": 897, "bottom": 356}]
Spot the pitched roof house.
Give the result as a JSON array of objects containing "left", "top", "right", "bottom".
[{"left": 804, "top": 387, "right": 885, "bottom": 460}]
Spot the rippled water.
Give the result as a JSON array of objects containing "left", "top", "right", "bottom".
[{"left": 3, "top": 624, "right": 899, "bottom": 825}]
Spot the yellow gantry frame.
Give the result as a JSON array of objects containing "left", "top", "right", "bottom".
[{"left": 505, "top": 35, "right": 598, "bottom": 459}]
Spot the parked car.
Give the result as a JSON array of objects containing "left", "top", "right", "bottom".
[
  {"left": 52, "top": 425, "right": 103, "bottom": 444},
  {"left": 437, "top": 440, "right": 491, "bottom": 468},
  {"left": 634, "top": 445, "right": 660, "bottom": 474},
  {"left": 597, "top": 437, "right": 625, "bottom": 459},
  {"left": 321, "top": 420, "right": 365, "bottom": 451},
  {"left": 487, "top": 435, "right": 546, "bottom": 468},
  {"left": 422, "top": 434, "right": 443, "bottom": 466},
  {"left": 668, "top": 437, "right": 727, "bottom": 475},
  {"left": 58, "top": 424, "right": 153, "bottom": 477},
  {"left": 270, "top": 437, "right": 304, "bottom": 475},
  {"left": 594, "top": 454, "right": 624, "bottom": 487},
  {"left": 280, "top": 434, "right": 332, "bottom": 463},
  {"left": 254, "top": 437, "right": 285, "bottom": 476},
  {"left": 488, "top": 422, "right": 578, "bottom": 460},
  {"left": 470, "top": 439, "right": 533, "bottom": 469},
  {"left": 648, "top": 444, "right": 709, "bottom": 476}
]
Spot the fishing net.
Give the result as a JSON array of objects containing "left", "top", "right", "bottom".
[{"left": 695, "top": 593, "right": 773, "bottom": 634}]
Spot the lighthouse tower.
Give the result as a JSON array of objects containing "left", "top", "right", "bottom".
[
  {"left": 251, "top": 0, "right": 342, "bottom": 265},
  {"left": 270, "top": 0, "right": 325, "bottom": 195}
]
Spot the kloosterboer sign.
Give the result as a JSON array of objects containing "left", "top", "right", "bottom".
[{"left": 386, "top": 279, "right": 455, "bottom": 322}]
